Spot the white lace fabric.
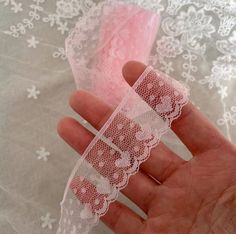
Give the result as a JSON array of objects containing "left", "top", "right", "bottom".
[
  {"left": 57, "top": 67, "right": 189, "bottom": 234},
  {"left": 1, "top": 0, "right": 236, "bottom": 234}
]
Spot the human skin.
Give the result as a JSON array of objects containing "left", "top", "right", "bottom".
[{"left": 57, "top": 61, "right": 236, "bottom": 234}]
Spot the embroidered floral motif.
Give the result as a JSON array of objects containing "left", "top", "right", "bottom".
[
  {"left": 2, "top": 1, "right": 236, "bottom": 232},
  {"left": 162, "top": 6, "right": 215, "bottom": 55},
  {"left": 27, "top": 85, "right": 40, "bottom": 99},
  {"left": 218, "top": 14, "right": 236, "bottom": 37},
  {"left": 56, "top": 0, "right": 82, "bottom": 19},
  {"left": 182, "top": 51, "right": 198, "bottom": 82},
  {"left": 166, "top": 0, "right": 236, "bottom": 18},
  {"left": 36, "top": 147, "right": 50, "bottom": 161},
  {"left": 160, "top": 60, "right": 174, "bottom": 74},
  {"left": 40, "top": 212, "right": 56, "bottom": 229},
  {"left": 52, "top": 47, "right": 67, "bottom": 60},
  {"left": 43, "top": 0, "right": 95, "bottom": 34},
  {"left": 199, "top": 55, "right": 236, "bottom": 88},
  {"left": 216, "top": 31, "right": 236, "bottom": 55},
  {"left": 218, "top": 85, "right": 228, "bottom": 99},
  {"left": 166, "top": 0, "right": 189, "bottom": 15},
  {"left": 217, "top": 106, "right": 236, "bottom": 126},
  {"left": 0, "top": 0, "right": 23, "bottom": 13},
  {"left": 27, "top": 36, "right": 39, "bottom": 48},
  {"left": 127, "top": 0, "right": 164, "bottom": 13},
  {"left": 156, "top": 36, "right": 183, "bottom": 58},
  {"left": 4, "top": 0, "right": 45, "bottom": 38},
  {"left": 57, "top": 21, "right": 69, "bottom": 34}
]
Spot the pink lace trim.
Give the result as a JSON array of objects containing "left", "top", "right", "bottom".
[
  {"left": 65, "top": 1, "right": 160, "bottom": 107},
  {"left": 57, "top": 66, "right": 189, "bottom": 234}
]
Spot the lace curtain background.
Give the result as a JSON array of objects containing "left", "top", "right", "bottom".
[{"left": 0, "top": 0, "right": 236, "bottom": 234}]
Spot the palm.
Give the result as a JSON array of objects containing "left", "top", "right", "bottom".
[
  {"left": 58, "top": 61, "right": 236, "bottom": 234},
  {"left": 145, "top": 146, "right": 236, "bottom": 233}
]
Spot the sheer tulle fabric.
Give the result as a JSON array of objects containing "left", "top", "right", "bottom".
[
  {"left": 58, "top": 1, "right": 189, "bottom": 233},
  {"left": 66, "top": 1, "right": 160, "bottom": 107},
  {"left": 1, "top": 0, "right": 236, "bottom": 233},
  {"left": 57, "top": 66, "right": 189, "bottom": 234}
]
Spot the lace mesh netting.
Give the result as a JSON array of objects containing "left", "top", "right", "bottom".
[
  {"left": 57, "top": 0, "right": 236, "bottom": 233},
  {"left": 66, "top": 1, "right": 160, "bottom": 107},
  {"left": 1, "top": 0, "right": 236, "bottom": 233},
  {"left": 57, "top": 66, "right": 189, "bottom": 234}
]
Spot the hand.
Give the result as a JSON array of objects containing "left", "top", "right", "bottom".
[{"left": 58, "top": 61, "right": 236, "bottom": 234}]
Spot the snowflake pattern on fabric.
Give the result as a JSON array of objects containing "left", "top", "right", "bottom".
[
  {"left": 36, "top": 147, "right": 50, "bottom": 161},
  {"left": 40, "top": 212, "right": 56, "bottom": 229},
  {"left": 27, "top": 36, "right": 39, "bottom": 48},
  {"left": 0, "top": 0, "right": 23, "bottom": 13},
  {"left": 27, "top": 85, "right": 40, "bottom": 99}
]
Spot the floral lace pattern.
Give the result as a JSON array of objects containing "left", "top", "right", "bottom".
[
  {"left": 57, "top": 67, "right": 189, "bottom": 234},
  {"left": 1, "top": 0, "right": 236, "bottom": 233},
  {"left": 58, "top": 0, "right": 236, "bottom": 232},
  {"left": 64, "top": 0, "right": 236, "bottom": 137}
]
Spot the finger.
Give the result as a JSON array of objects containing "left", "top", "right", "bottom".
[
  {"left": 57, "top": 117, "right": 156, "bottom": 212},
  {"left": 70, "top": 91, "right": 142, "bottom": 152},
  {"left": 57, "top": 117, "right": 91, "bottom": 153},
  {"left": 122, "top": 61, "right": 228, "bottom": 155},
  {"left": 101, "top": 200, "right": 144, "bottom": 233},
  {"left": 70, "top": 177, "right": 144, "bottom": 233},
  {"left": 121, "top": 170, "right": 157, "bottom": 213},
  {"left": 69, "top": 90, "right": 185, "bottom": 182}
]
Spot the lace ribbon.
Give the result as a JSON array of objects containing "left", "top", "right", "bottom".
[
  {"left": 66, "top": 0, "right": 160, "bottom": 107},
  {"left": 57, "top": 66, "right": 189, "bottom": 234}
]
